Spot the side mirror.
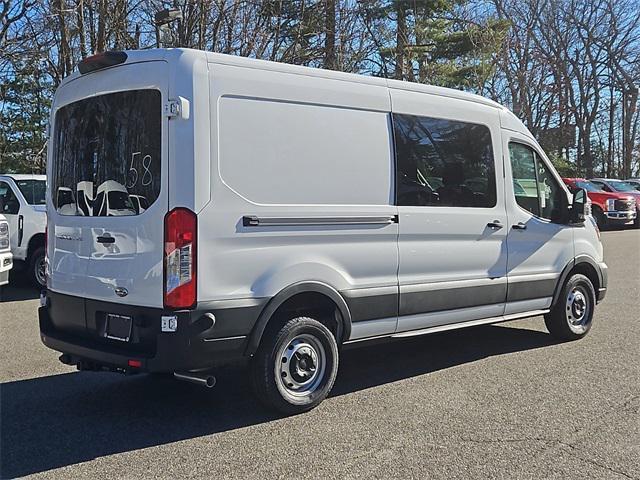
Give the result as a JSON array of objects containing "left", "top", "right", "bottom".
[
  {"left": 0, "top": 196, "right": 4, "bottom": 213},
  {"left": 570, "top": 188, "right": 587, "bottom": 223}
]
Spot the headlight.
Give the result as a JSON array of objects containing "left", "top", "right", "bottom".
[
  {"left": 0, "top": 221, "right": 9, "bottom": 250},
  {"left": 606, "top": 198, "right": 615, "bottom": 211}
]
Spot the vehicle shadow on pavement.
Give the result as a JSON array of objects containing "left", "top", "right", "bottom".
[
  {"left": 0, "top": 277, "right": 39, "bottom": 302},
  {"left": 0, "top": 324, "right": 556, "bottom": 478}
]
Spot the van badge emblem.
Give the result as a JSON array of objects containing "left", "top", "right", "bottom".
[{"left": 115, "top": 287, "right": 128, "bottom": 297}]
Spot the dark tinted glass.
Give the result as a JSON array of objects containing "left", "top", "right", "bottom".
[
  {"left": 16, "top": 180, "right": 46, "bottom": 205},
  {"left": 0, "top": 182, "right": 20, "bottom": 215},
  {"left": 52, "top": 89, "right": 161, "bottom": 216},
  {"left": 393, "top": 114, "right": 496, "bottom": 207}
]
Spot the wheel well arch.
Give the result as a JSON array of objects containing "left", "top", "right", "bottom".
[
  {"left": 27, "top": 233, "right": 45, "bottom": 259},
  {"left": 245, "top": 282, "right": 352, "bottom": 356},
  {"left": 552, "top": 257, "right": 601, "bottom": 307}
]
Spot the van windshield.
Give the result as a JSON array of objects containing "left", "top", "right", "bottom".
[{"left": 52, "top": 89, "right": 161, "bottom": 216}]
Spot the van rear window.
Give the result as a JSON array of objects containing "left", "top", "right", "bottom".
[{"left": 52, "top": 89, "right": 161, "bottom": 216}]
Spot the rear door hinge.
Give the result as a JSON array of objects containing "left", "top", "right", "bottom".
[{"left": 164, "top": 97, "right": 190, "bottom": 120}]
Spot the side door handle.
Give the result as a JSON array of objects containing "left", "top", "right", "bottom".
[
  {"left": 487, "top": 220, "right": 503, "bottom": 229},
  {"left": 96, "top": 235, "right": 115, "bottom": 244},
  {"left": 17, "top": 214, "right": 24, "bottom": 246},
  {"left": 512, "top": 222, "right": 527, "bottom": 230}
]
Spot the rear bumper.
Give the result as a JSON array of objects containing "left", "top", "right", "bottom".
[{"left": 39, "top": 291, "right": 267, "bottom": 372}]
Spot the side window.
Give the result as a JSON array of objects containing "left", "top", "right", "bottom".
[
  {"left": 0, "top": 182, "right": 20, "bottom": 215},
  {"left": 591, "top": 180, "right": 609, "bottom": 192},
  {"left": 509, "top": 143, "right": 540, "bottom": 217},
  {"left": 393, "top": 114, "right": 496, "bottom": 207},
  {"left": 536, "top": 158, "right": 564, "bottom": 220},
  {"left": 509, "top": 143, "right": 564, "bottom": 221}
]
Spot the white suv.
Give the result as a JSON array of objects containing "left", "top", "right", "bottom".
[
  {"left": 0, "top": 175, "right": 47, "bottom": 287},
  {"left": 39, "top": 49, "right": 607, "bottom": 414}
]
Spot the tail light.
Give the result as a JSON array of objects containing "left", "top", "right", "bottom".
[
  {"left": 78, "top": 51, "right": 127, "bottom": 74},
  {"left": 164, "top": 208, "right": 197, "bottom": 309}
]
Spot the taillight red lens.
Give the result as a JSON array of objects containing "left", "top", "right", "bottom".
[{"left": 164, "top": 208, "right": 197, "bottom": 309}]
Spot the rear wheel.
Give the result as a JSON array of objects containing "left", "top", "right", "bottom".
[
  {"left": 544, "top": 273, "right": 595, "bottom": 341},
  {"left": 28, "top": 246, "right": 46, "bottom": 289},
  {"left": 251, "top": 316, "right": 339, "bottom": 414}
]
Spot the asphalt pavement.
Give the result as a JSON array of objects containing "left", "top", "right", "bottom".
[{"left": 1, "top": 229, "right": 638, "bottom": 479}]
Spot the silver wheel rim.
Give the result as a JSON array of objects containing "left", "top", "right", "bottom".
[
  {"left": 275, "top": 333, "right": 326, "bottom": 404},
  {"left": 35, "top": 256, "right": 46, "bottom": 287},
  {"left": 566, "top": 286, "right": 591, "bottom": 334}
]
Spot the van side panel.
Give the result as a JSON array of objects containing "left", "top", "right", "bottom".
[{"left": 199, "top": 63, "right": 399, "bottom": 334}]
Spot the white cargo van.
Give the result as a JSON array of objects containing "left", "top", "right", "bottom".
[
  {"left": 40, "top": 49, "right": 608, "bottom": 414},
  {"left": 0, "top": 174, "right": 47, "bottom": 287}
]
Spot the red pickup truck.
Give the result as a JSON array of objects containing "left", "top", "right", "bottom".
[{"left": 563, "top": 178, "right": 637, "bottom": 229}]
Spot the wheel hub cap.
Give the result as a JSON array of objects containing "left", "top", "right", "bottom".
[
  {"left": 276, "top": 334, "right": 326, "bottom": 399},
  {"left": 566, "top": 288, "right": 590, "bottom": 329}
]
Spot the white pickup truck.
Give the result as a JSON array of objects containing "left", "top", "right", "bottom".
[{"left": 0, "top": 174, "right": 47, "bottom": 287}]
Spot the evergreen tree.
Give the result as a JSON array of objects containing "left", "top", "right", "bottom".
[{"left": 0, "top": 63, "right": 52, "bottom": 173}]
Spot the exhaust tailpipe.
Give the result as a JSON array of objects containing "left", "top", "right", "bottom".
[{"left": 174, "top": 372, "right": 216, "bottom": 388}]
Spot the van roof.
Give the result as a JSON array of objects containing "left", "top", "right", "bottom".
[
  {"left": 63, "top": 48, "right": 504, "bottom": 111},
  {"left": 204, "top": 50, "right": 503, "bottom": 110}
]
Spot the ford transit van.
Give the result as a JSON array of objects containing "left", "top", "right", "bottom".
[{"left": 39, "top": 49, "right": 607, "bottom": 414}]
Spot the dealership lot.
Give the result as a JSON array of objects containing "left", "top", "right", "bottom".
[{"left": 1, "top": 229, "right": 638, "bottom": 479}]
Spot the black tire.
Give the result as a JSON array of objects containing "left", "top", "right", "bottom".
[
  {"left": 251, "top": 316, "right": 339, "bottom": 415},
  {"left": 28, "top": 246, "right": 46, "bottom": 288},
  {"left": 592, "top": 206, "right": 607, "bottom": 230},
  {"left": 544, "top": 273, "right": 596, "bottom": 341}
]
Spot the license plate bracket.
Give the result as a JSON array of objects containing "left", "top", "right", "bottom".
[{"left": 105, "top": 314, "right": 133, "bottom": 342}]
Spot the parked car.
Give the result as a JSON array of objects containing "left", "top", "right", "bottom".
[
  {"left": 0, "top": 213, "right": 13, "bottom": 294},
  {"left": 589, "top": 178, "right": 640, "bottom": 228},
  {"left": 0, "top": 174, "right": 47, "bottom": 287},
  {"left": 39, "top": 49, "right": 607, "bottom": 414},
  {"left": 562, "top": 178, "right": 637, "bottom": 229},
  {"left": 624, "top": 179, "right": 640, "bottom": 191}
]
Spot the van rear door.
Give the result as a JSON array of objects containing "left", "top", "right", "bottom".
[{"left": 48, "top": 61, "right": 168, "bottom": 308}]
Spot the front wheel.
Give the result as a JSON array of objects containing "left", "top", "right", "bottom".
[
  {"left": 544, "top": 273, "right": 596, "bottom": 341},
  {"left": 28, "top": 246, "right": 46, "bottom": 289},
  {"left": 251, "top": 316, "right": 339, "bottom": 414}
]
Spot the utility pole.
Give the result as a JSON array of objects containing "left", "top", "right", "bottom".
[{"left": 155, "top": 8, "right": 183, "bottom": 48}]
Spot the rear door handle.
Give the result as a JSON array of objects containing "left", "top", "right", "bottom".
[
  {"left": 487, "top": 220, "right": 503, "bottom": 229},
  {"left": 512, "top": 222, "right": 527, "bottom": 230},
  {"left": 96, "top": 235, "right": 115, "bottom": 244}
]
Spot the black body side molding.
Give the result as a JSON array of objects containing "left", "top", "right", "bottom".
[{"left": 245, "top": 281, "right": 352, "bottom": 356}]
